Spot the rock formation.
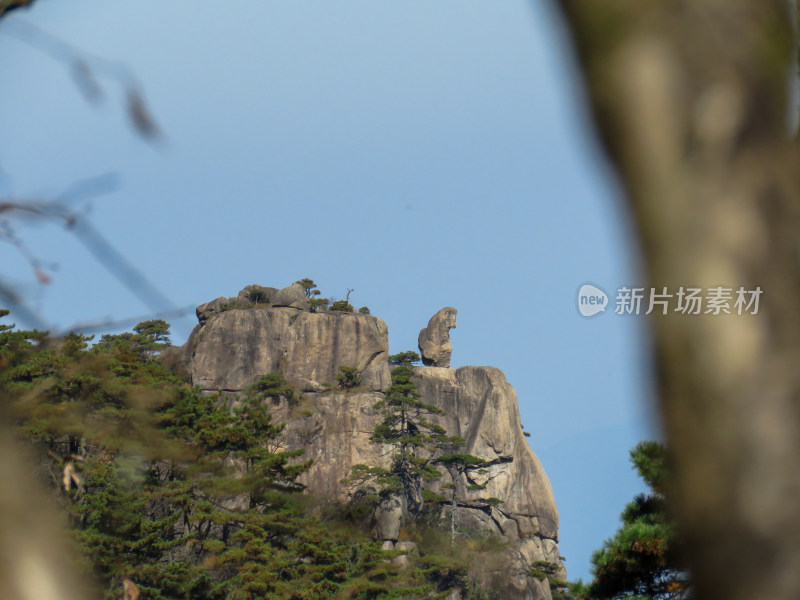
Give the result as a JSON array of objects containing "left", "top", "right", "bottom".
[
  {"left": 271, "top": 282, "right": 311, "bottom": 310},
  {"left": 418, "top": 306, "right": 457, "bottom": 367},
  {"left": 238, "top": 284, "right": 277, "bottom": 303},
  {"left": 184, "top": 285, "right": 390, "bottom": 394},
  {"left": 178, "top": 285, "right": 564, "bottom": 600}
]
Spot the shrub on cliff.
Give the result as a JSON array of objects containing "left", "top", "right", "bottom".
[
  {"left": 330, "top": 299, "right": 354, "bottom": 312},
  {"left": 246, "top": 372, "right": 295, "bottom": 404},
  {"left": 245, "top": 285, "right": 270, "bottom": 304},
  {"left": 336, "top": 365, "right": 361, "bottom": 389}
]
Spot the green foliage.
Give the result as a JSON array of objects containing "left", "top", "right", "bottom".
[
  {"left": 293, "top": 280, "right": 367, "bottom": 315},
  {"left": 564, "top": 580, "right": 592, "bottom": 600},
  {"left": 353, "top": 348, "right": 490, "bottom": 550},
  {"left": 336, "top": 366, "right": 362, "bottom": 390},
  {"left": 344, "top": 463, "right": 395, "bottom": 490},
  {"left": 360, "top": 351, "right": 451, "bottom": 513},
  {"left": 629, "top": 440, "right": 669, "bottom": 496},
  {"left": 295, "top": 277, "right": 320, "bottom": 299},
  {"left": 245, "top": 372, "right": 295, "bottom": 404},
  {"left": 588, "top": 441, "right": 686, "bottom": 600},
  {"left": 0, "top": 313, "right": 474, "bottom": 600},
  {"left": 96, "top": 318, "right": 171, "bottom": 357},
  {"left": 529, "top": 561, "right": 579, "bottom": 600},
  {"left": 0, "top": 309, "right": 46, "bottom": 359},
  {"left": 330, "top": 490, "right": 380, "bottom": 522},
  {"left": 475, "top": 497, "right": 503, "bottom": 507},
  {"left": 345, "top": 352, "right": 447, "bottom": 514},
  {"left": 218, "top": 299, "right": 254, "bottom": 312},
  {"left": 531, "top": 561, "right": 555, "bottom": 580},
  {"left": 531, "top": 560, "right": 562, "bottom": 580},
  {"left": 134, "top": 319, "right": 171, "bottom": 347},
  {"left": 404, "top": 524, "right": 502, "bottom": 599},
  {"left": 295, "top": 278, "right": 336, "bottom": 312},
  {"left": 436, "top": 453, "right": 488, "bottom": 470},
  {"left": 353, "top": 348, "right": 497, "bottom": 557},
  {"left": 388, "top": 351, "right": 420, "bottom": 366},
  {"left": 433, "top": 450, "right": 494, "bottom": 544},
  {"left": 244, "top": 285, "right": 270, "bottom": 304},
  {"left": 310, "top": 297, "right": 330, "bottom": 311},
  {"left": 330, "top": 299, "right": 354, "bottom": 312},
  {"left": 418, "top": 554, "right": 471, "bottom": 592},
  {"left": 421, "top": 489, "right": 447, "bottom": 504}
]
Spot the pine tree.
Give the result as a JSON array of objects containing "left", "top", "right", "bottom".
[
  {"left": 588, "top": 441, "right": 687, "bottom": 600},
  {"left": 351, "top": 351, "right": 448, "bottom": 516}
]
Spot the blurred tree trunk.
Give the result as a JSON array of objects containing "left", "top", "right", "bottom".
[
  {"left": 0, "top": 424, "right": 93, "bottom": 600},
  {"left": 556, "top": 1, "right": 800, "bottom": 598}
]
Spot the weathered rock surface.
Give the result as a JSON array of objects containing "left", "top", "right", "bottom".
[
  {"left": 195, "top": 284, "right": 279, "bottom": 325},
  {"left": 196, "top": 296, "right": 229, "bottom": 325},
  {"left": 272, "top": 283, "right": 311, "bottom": 310},
  {"left": 373, "top": 494, "right": 404, "bottom": 541},
  {"left": 416, "top": 366, "right": 563, "bottom": 598},
  {"left": 416, "top": 366, "right": 559, "bottom": 540},
  {"left": 180, "top": 290, "right": 563, "bottom": 600},
  {"left": 418, "top": 307, "right": 457, "bottom": 367},
  {"left": 270, "top": 390, "right": 387, "bottom": 498},
  {"left": 185, "top": 307, "right": 391, "bottom": 393}
]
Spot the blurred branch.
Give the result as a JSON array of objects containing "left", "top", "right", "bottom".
[
  {"left": 0, "top": 14, "right": 173, "bottom": 329},
  {"left": 67, "top": 217, "right": 178, "bottom": 314},
  {"left": 1, "top": 19, "right": 163, "bottom": 141},
  {"left": 1, "top": 174, "right": 182, "bottom": 331},
  {"left": 0, "top": 278, "right": 48, "bottom": 330},
  {"left": 54, "top": 305, "right": 196, "bottom": 338}
]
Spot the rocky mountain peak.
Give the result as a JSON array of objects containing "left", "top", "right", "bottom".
[{"left": 178, "top": 283, "right": 565, "bottom": 600}]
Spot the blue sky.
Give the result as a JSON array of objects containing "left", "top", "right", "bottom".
[{"left": 0, "top": 0, "right": 656, "bottom": 582}]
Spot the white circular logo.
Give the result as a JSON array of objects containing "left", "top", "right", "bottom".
[{"left": 578, "top": 284, "right": 608, "bottom": 317}]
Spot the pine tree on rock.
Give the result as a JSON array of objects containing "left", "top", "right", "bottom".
[{"left": 350, "top": 351, "right": 448, "bottom": 517}]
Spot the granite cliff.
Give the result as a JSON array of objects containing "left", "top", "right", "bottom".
[{"left": 178, "top": 284, "right": 564, "bottom": 600}]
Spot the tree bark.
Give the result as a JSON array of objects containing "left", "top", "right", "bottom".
[{"left": 556, "top": 1, "right": 800, "bottom": 599}]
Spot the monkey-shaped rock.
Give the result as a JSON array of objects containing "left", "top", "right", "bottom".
[{"left": 418, "top": 307, "right": 457, "bottom": 367}]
